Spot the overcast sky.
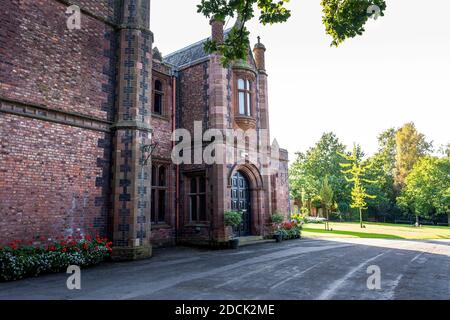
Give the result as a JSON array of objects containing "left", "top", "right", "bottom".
[{"left": 151, "top": 0, "right": 450, "bottom": 160}]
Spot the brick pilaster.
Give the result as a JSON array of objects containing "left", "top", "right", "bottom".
[{"left": 111, "top": 0, "right": 153, "bottom": 260}]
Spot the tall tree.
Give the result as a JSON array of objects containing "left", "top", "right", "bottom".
[
  {"left": 197, "top": 0, "right": 386, "bottom": 65},
  {"left": 394, "top": 122, "right": 432, "bottom": 190},
  {"left": 397, "top": 157, "right": 450, "bottom": 226},
  {"left": 289, "top": 132, "right": 349, "bottom": 213},
  {"left": 340, "top": 145, "right": 377, "bottom": 228},
  {"left": 377, "top": 127, "right": 397, "bottom": 174},
  {"left": 364, "top": 128, "right": 397, "bottom": 219},
  {"left": 319, "top": 175, "right": 334, "bottom": 230}
]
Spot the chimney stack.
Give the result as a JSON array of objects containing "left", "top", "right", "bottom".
[
  {"left": 253, "top": 36, "right": 266, "bottom": 71},
  {"left": 210, "top": 17, "right": 224, "bottom": 44}
]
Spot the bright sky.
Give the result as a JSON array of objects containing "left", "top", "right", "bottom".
[{"left": 151, "top": 0, "right": 450, "bottom": 161}]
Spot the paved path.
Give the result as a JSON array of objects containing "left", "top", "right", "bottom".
[{"left": 1, "top": 237, "right": 449, "bottom": 300}]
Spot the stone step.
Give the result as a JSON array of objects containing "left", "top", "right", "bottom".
[{"left": 237, "top": 236, "right": 275, "bottom": 247}]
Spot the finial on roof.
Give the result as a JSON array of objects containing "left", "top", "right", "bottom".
[
  {"left": 153, "top": 47, "right": 162, "bottom": 61},
  {"left": 254, "top": 36, "right": 265, "bottom": 50}
]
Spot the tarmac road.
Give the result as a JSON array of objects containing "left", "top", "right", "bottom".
[{"left": 0, "top": 237, "right": 449, "bottom": 300}]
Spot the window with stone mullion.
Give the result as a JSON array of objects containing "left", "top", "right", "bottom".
[
  {"left": 189, "top": 176, "right": 206, "bottom": 222},
  {"left": 238, "top": 78, "right": 252, "bottom": 116},
  {"left": 151, "top": 165, "right": 167, "bottom": 224}
]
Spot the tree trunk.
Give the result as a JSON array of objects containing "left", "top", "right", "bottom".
[
  {"left": 359, "top": 207, "right": 363, "bottom": 228},
  {"left": 448, "top": 213, "right": 450, "bottom": 227},
  {"left": 327, "top": 208, "right": 330, "bottom": 231}
]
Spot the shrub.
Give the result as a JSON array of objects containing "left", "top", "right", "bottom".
[
  {"left": 224, "top": 211, "right": 242, "bottom": 227},
  {"left": 271, "top": 213, "right": 284, "bottom": 224},
  {"left": 291, "top": 213, "right": 305, "bottom": 225},
  {"left": 0, "top": 236, "right": 112, "bottom": 282}
]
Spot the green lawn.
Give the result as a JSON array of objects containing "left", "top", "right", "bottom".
[{"left": 302, "top": 221, "right": 450, "bottom": 240}]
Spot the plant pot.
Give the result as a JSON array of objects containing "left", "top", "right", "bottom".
[
  {"left": 229, "top": 238, "right": 239, "bottom": 249},
  {"left": 273, "top": 234, "right": 283, "bottom": 243}
]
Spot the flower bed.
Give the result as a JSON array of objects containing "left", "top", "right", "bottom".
[
  {"left": 0, "top": 235, "right": 112, "bottom": 282},
  {"left": 272, "top": 213, "right": 303, "bottom": 241},
  {"left": 278, "top": 221, "right": 302, "bottom": 240}
]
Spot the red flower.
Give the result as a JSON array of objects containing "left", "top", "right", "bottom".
[
  {"left": 61, "top": 247, "right": 67, "bottom": 253},
  {"left": 83, "top": 243, "right": 89, "bottom": 250},
  {"left": 85, "top": 235, "right": 92, "bottom": 241}
]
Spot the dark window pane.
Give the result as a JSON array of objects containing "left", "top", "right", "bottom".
[
  {"left": 199, "top": 177, "right": 205, "bottom": 193},
  {"left": 155, "top": 80, "right": 162, "bottom": 91},
  {"left": 190, "top": 195, "right": 197, "bottom": 221},
  {"left": 154, "top": 93, "right": 162, "bottom": 114},
  {"left": 151, "top": 165, "right": 157, "bottom": 186},
  {"left": 158, "top": 190, "right": 166, "bottom": 223},
  {"left": 190, "top": 178, "right": 197, "bottom": 193},
  {"left": 199, "top": 195, "right": 206, "bottom": 221},
  {"left": 151, "top": 189, "right": 156, "bottom": 223},
  {"left": 159, "top": 166, "right": 166, "bottom": 187}
]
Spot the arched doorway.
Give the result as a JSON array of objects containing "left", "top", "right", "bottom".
[{"left": 231, "top": 171, "right": 251, "bottom": 236}]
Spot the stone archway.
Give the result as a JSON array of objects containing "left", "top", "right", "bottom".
[{"left": 228, "top": 164, "right": 264, "bottom": 236}]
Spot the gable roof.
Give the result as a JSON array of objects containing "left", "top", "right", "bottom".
[{"left": 163, "top": 29, "right": 232, "bottom": 69}]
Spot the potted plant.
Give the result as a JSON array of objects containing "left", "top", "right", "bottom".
[
  {"left": 224, "top": 210, "right": 242, "bottom": 249},
  {"left": 271, "top": 213, "right": 285, "bottom": 242}
]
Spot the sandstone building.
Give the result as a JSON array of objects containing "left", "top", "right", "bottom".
[{"left": 0, "top": 0, "right": 290, "bottom": 260}]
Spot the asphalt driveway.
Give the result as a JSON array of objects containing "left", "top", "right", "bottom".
[{"left": 0, "top": 237, "right": 449, "bottom": 300}]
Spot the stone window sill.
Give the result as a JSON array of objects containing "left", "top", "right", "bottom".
[
  {"left": 152, "top": 113, "right": 170, "bottom": 121},
  {"left": 235, "top": 115, "right": 256, "bottom": 131},
  {"left": 184, "top": 223, "right": 209, "bottom": 228},
  {"left": 151, "top": 223, "right": 172, "bottom": 230}
]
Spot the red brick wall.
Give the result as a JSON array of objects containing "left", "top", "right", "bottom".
[
  {"left": 0, "top": 0, "right": 116, "bottom": 244},
  {"left": 179, "top": 63, "right": 208, "bottom": 137},
  {"left": 0, "top": 0, "right": 116, "bottom": 121},
  {"left": 70, "top": 0, "right": 117, "bottom": 22},
  {"left": 0, "top": 113, "right": 111, "bottom": 244}
]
